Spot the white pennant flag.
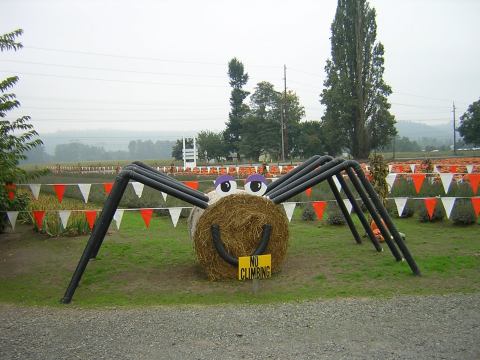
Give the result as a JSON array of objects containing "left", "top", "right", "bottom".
[
  {"left": 161, "top": 192, "right": 168, "bottom": 202},
  {"left": 207, "top": 166, "right": 211, "bottom": 173},
  {"left": 410, "top": 164, "right": 416, "bottom": 173},
  {"left": 236, "top": 166, "right": 239, "bottom": 174},
  {"left": 131, "top": 182, "right": 144, "bottom": 198},
  {"left": 388, "top": 164, "right": 393, "bottom": 173},
  {"left": 279, "top": 165, "right": 283, "bottom": 173},
  {"left": 78, "top": 184, "right": 91, "bottom": 203},
  {"left": 266, "top": 165, "right": 270, "bottom": 172},
  {"left": 7, "top": 211, "right": 19, "bottom": 230},
  {"left": 466, "top": 165, "right": 473, "bottom": 174},
  {"left": 439, "top": 173, "right": 454, "bottom": 193},
  {"left": 113, "top": 209, "right": 124, "bottom": 230},
  {"left": 29, "top": 184, "right": 41, "bottom": 200},
  {"left": 58, "top": 210, "right": 71, "bottom": 228},
  {"left": 433, "top": 165, "right": 439, "bottom": 174},
  {"left": 441, "top": 197, "right": 456, "bottom": 219},
  {"left": 282, "top": 202, "right": 296, "bottom": 222},
  {"left": 254, "top": 166, "right": 258, "bottom": 173},
  {"left": 394, "top": 198, "right": 408, "bottom": 217},
  {"left": 163, "top": 166, "right": 166, "bottom": 172},
  {"left": 386, "top": 173, "right": 397, "bottom": 191},
  {"left": 343, "top": 199, "right": 353, "bottom": 214},
  {"left": 168, "top": 207, "right": 182, "bottom": 228},
  {"left": 332, "top": 177, "right": 342, "bottom": 192}
]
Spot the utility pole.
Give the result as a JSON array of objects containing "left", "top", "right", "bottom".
[
  {"left": 452, "top": 102, "right": 457, "bottom": 155},
  {"left": 282, "top": 64, "right": 288, "bottom": 161}
]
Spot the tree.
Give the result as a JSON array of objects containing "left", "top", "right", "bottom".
[
  {"left": 320, "top": 0, "right": 396, "bottom": 159},
  {"left": 197, "top": 130, "right": 225, "bottom": 162},
  {"left": 171, "top": 138, "right": 193, "bottom": 160},
  {"left": 1, "top": 29, "right": 43, "bottom": 231},
  {"left": 458, "top": 98, "right": 480, "bottom": 146},
  {"left": 240, "top": 82, "right": 281, "bottom": 160},
  {"left": 296, "top": 121, "right": 328, "bottom": 158},
  {"left": 239, "top": 82, "right": 305, "bottom": 161},
  {"left": 224, "top": 58, "right": 249, "bottom": 160}
]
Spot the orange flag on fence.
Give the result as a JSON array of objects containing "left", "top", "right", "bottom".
[
  {"left": 5, "top": 183, "right": 16, "bottom": 200},
  {"left": 312, "top": 201, "right": 327, "bottom": 220},
  {"left": 103, "top": 182, "right": 113, "bottom": 195},
  {"left": 467, "top": 174, "right": 480, "bottom": 194},
  {"left": 85, "top": 210, "right": 97, "bottom": 230},
  {"left": 140, "top": 209, "right": 154, "bottom": 228},
  {"left": 424, "top": 198, "right": 437, "bottom": 220},
  {"left": 305, "top": 187, "right": 312, "bottom": 198},
  {"left": 472, "top": 198, "right": 480, "bottom": 217},
  {"left": 183, "top": 181, "right": 199, "bottom": 190},
  {"left": 411, "top": 174, "right": 426, "bottom": 194},
  {"left": 53, "top": 184, "right": 66, "bottom": 203},
  {"left": 33, "top": 210, "right": 46, "bottom": 230}
]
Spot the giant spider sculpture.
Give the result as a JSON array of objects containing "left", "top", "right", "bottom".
[{"left": 61, "top": 155, "right": 420, "bottom": 303}]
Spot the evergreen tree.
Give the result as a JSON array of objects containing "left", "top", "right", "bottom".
[
  {"left": 224, "top": 58, "right": 249, "bottom": 160},
  {"left": 320, "top": 0, "right": 396, "bottom": 159}
]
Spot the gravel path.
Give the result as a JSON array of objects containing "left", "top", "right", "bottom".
[{"left": 1, "top": 293, "right": 479, "bottom": 360}]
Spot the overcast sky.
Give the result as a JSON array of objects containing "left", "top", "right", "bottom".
[{"left": 1, "top": 0, "right": 479, "bottom": 139}]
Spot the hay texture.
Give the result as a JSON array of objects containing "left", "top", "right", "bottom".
[{"left": 190, "top": 193, "right": 289, "bottom": 280}]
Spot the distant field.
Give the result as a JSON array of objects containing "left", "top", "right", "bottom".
[{"left": 20, "top": 151, "right": 480, "bottom": 172}]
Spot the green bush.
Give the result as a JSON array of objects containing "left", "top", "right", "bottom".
[
  {"left": 302, "top": 204, "right": 316, "bottom": 221},
  {"left": 450, "top": 200, "right": 477, "bottom": 226},
  {"left": 418, "top": 201, "right": 444, "bottom": 223},
  {"left": 326, "top": 208, "right": 346, "bottom": 225}
]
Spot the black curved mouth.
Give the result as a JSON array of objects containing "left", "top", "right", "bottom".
[{"left": 210, "top": 224, "right": 272, "bottom": 266}]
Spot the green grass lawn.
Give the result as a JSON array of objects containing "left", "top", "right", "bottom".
[{"left": 0, "top": 210, "right": 479, "bottom": 307}]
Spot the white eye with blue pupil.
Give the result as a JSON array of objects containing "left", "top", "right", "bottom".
[
  {"left": 215, "top": 175, "right": 237, "bottom": 197},
  {"left": 245, "top": 174, "right": 267, "bottom": 196}
]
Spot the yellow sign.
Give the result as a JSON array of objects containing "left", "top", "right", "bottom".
[{"left": 238, "top": 254, "right": 272, "bottom": 280}]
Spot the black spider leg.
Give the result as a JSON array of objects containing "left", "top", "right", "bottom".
[
  {"left": 211, "top": 224, "right": 272, "bottom": 266},
  {"left": 61, "top": 163, "right": 209, "bottom": 304},
  {"left": 269, "top": 159, "right": 421, "bottom": 276},
  {"left": 267, "top": 156, "right": 381, "bottom": 251}
]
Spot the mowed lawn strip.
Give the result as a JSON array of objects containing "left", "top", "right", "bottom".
[{"left": 0, "top": 210, "right": 479, "bottom": 307}]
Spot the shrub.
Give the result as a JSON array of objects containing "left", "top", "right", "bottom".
[
  {"left": 302, "top": 204, "right": 316, "bottom": 221},
  {"left": 450, "top": 200, "right": 477, "bottom": 225},
  {"left": 418, "top": 202, "right": 444, "bottom": 223},
  {"left": 326, "top": 209, "right": 346, "bottom": 225}
]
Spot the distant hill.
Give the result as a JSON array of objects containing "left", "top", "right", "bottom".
[{"left": 396, "top": 121, "right": 452, "bottom": 143}]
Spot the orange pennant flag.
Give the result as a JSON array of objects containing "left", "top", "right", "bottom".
[
  {"left": 103, "top": 182, "right": 113, "bottom": 195},
  {"left": 33, "top": 210, "right": 46, "bottom": 230},
  {"left": 449, "top": 165, "right": 457, "bottom": 174},
  {"left": 5, "top": 183, "right": 16, "bottom": 200},
  {"left": 312, "top": 201, "right": 327, "bottom": 220},
  {"left": 305, "top": 187, "right": 312, "bottom": 197},
  {"left": 183, "top": 181, "right": 199, "bottom": 190},
  {"left": 424, "top": 198, "right": 437, "bottom": 220},
  {"left": 467, "top": 174, "right": 480, "bottom": 194},
  {"left": 53, "top": 184, "right": 66, "bottom": 203},
  {"left": 411, "top": 174, "right": 426, "bottom": 194},
  {"left": 85, "top": 210, "right": 97, "bottom": 230},
  {"left": 472, "top": 198, "right": 480, "bottom": 217},
  {"left": 140, "top": 209, "right": 154, "bottom": 228}
]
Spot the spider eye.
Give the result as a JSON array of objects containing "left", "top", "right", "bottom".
[
  {"left": 215, "top": 175, "right": 237, "bottom": 197},
  {"left": 245, "top": 174, "right": 267, "bottom": 196}
]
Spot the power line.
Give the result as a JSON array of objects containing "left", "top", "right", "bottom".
[
  {"left": 24, "top": 45, "right": 227, "bottom": 66},
  {"left": 0, "top": 59, "right": 227, "bottom": 79},
  {"left": 21, "top": 106, "right": 227, "bottom": 112},
  {"left": 0, "top": 70, "right": 227, "bottom": 87},
  {"left": 8, "top": 117, "right": 226, "bottom": 123}
]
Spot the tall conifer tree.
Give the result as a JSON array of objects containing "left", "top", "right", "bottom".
[{"left": 320, "top": 0, "right": 396, "bottom": 159}]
